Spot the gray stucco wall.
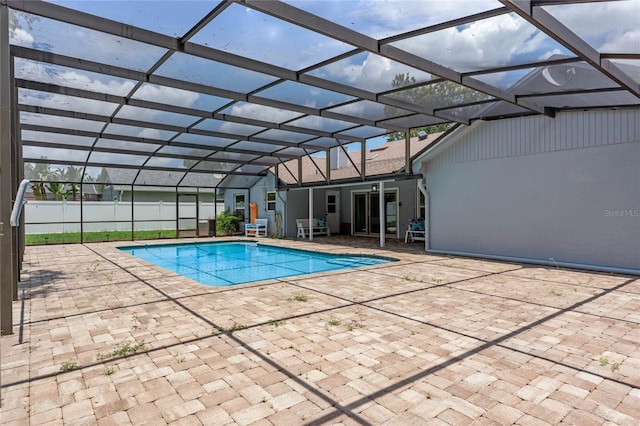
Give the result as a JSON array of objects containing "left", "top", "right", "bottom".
[
  {"left": 285, "top": 188, "right": 327, "bottom": 237},
  {"left": 421, "top": 110, "right": 640, "bottom": 271},
  {"left": 224, "top": 189, "right": 249, "bottom": 220},
  {"left": 248, "top": 175, "right": 286, "bottom": 237},
  {"left": 341, "top": 180, "right": 419, "bottom": 238},
  {"left": 283, "top": 180, "right": 421, "bottom": 238}
]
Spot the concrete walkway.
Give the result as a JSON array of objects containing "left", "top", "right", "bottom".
[{"left": 1, "top": 237, "right": 638, "bottom": 425}]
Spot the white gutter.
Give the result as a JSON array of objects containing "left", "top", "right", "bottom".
[
  {"left": 426, "top": 249, "right": 640, "bottom": 276},
  {"left": 287, "top": 178, "right": 397, "bottom": 191}
]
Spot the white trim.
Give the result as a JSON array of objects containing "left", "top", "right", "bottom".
[{"left": 266, "top": 190, "right": 276, "bottom": 212}]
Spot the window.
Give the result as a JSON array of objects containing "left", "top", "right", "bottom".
[
  {"left": 327, "top": 194, "right": 336, "bottom": 213},
  {"left": 416, "top": 187, "right": 425, "bottom": 219},
  {"left": 266, "top": 191, "right": 276, "bottom": 212},
  {"left": 234, "top": 194, "right": 245, "bottom": 219}
]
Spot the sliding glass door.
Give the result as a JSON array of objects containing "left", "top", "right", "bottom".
[{"left": 352, "top": 190, "right": 397, "bottom": 236}]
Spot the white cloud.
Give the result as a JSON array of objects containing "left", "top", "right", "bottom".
[
  {"left": 599, "top": 29, "right": 640, "bottom": 54},
  {"left": 546, "top": 1, "right": 640, "bottom": 53},
  {"left": 335, "top": 0, "right": 502, "bottom": 39},
  {"left": 20, "top": 111, "right": 104, "bottom": 132},
  {"left": 133, "top": 84, "right": 200, "bottom": 109},
  {"left": 15, "top": 61, "right": 201, "bottom": 129},
  {"left": 221, "top": 103, "right": 303, "bottom": 134},
  {"left": 394, "top": 13, "right": 549, "bottom": 72},
  {"left": 19, "top": 88, "right": 117, "bottom": 116},
  {"left": 23, "top": 145, "right": 89, "bottom": 163},
  {"left": 15, "top": 58, "right": 137, "bottom": 96},
  {"left": 138, "top": 128, "right": 164, "bottom": 139},
  {"left": 10, "top": 27, "right": 34, "bottom": 46},
  {"left": 315, "top": 53, "right": 432, "bottom": 92}
]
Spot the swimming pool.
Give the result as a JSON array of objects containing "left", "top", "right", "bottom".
[{"left": 120, "top": 242, "right": 394, "bottom": 286}]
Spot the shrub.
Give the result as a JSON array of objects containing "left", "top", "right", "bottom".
[{"left": 216, "top": 209, "right": 242, "bottom": 236}]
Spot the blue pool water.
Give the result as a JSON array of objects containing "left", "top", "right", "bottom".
[{"left": 120, "top": 242, "right": 394, "bottom": 286}]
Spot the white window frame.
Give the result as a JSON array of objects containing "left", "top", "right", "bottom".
[
  {"left": 234, "top": 193, "right": 246, "bottom": 219},
  {"left": 416, "top": 187, "right": 425, "bottom": 219},
  {"left": 266, "top": 191, "right": 276, "bottom": 212}
]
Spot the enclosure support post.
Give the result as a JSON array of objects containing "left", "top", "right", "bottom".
[
  {"left": 214, "top": 188, "right": 218, "bottom": 237},
  {"left": 0, "top": 2, "right": 15, "bottom": 336},
  {"left": 308, "top": 187, "right": 313, "bottom": 241},
  {"left": 10, "top": 42, "right": 18, "bottom": 298},
  {"left": 130, "top": 185, "right": 134, "bottom": 241},
  {"left": 379, "top": 181, "right": 385, "bottom": 248},
  {"left": 175, "top": 188, "right": 179, "bottom": 239},
  {"left": 16, "top": 61, "right": 23, "bottom": 274},
  {"left": 405, "top": 130, "right": 411, "bottom": 175},
  {"left": 80, "top": 179, "right": 84, "bottom": 243},
  {"left": 196, "top": 189, "right": 200, "bottom": 237}
]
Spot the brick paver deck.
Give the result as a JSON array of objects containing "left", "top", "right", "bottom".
[{"left": 1, "top": 237, "right": 638, "bottom": 425}]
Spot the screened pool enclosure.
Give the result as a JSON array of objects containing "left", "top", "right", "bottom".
[{"left": 1, "top": 0, "right": 638, "bottom": 332}]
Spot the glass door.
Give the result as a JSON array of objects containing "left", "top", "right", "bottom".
[
  {"left": 353, "top": 193, "right": 368, "bottom": 234},
  {"left": 385, "top": 192, "right": 397, "bottom": 234},
  {"left": 352, "top": 190, "right": 397, "bottom": 236},
  {"left": 370, "top": 193, "right": 380, "bottom": 234}
]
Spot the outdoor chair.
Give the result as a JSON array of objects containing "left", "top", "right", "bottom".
[
  {"left": 245, "top": 218, "right": 268, "bottom": 237},
  {"left": 405, "top": 219, "right": 425, "bottom": 243}
]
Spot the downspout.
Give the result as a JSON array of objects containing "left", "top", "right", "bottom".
[
  {"left": 417, "top": 180, "right": 429, "bottom": 252},
  {"left": 277, "top": 190, "right": 286, "bottom": 238}
]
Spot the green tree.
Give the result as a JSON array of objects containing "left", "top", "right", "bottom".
[
  {"left": 386, "top": 124, "right": 456, "bottom": 142},
  {"left": 61, "top": 166, "right": 83, "bottom": 200},
  {"left": 384, "top": 73, "right": 488, "bottom": 142},
  {"left": 46, "top": 182, "right": 67, "bottom": 201},
  {"left": 24, "top": 163, "right": 54, "bottom": 200}
]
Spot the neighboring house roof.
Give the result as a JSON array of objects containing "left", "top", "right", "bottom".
[
  {"left": 478, "top": 55, "right": 640, "bottom": 119},
  {"left": 82, "top": 183, "right": 100, "bottom": 195},
  {"left": 276, "top": 132, "right": 444, "bottom": 186},
  {"left": 102, "top": 168, "right": 217, "bottom": 192},
  {"left": 412, "top": 59, "right": 640, "bottom": 168}
]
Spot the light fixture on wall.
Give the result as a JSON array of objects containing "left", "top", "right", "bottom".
[{"left": 371, "top": 184, "right": 378, "bottom": 192}]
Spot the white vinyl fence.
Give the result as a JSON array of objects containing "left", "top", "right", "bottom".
[{"left": 25, "top": 201, "right": 226, "bottom": 234}]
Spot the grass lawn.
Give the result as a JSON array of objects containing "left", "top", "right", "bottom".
[{"left": 26, "top": 229, "right": 177, "bottom": 245}]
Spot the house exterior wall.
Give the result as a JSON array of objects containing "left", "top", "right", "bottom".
[
  {"left": 224, "top": 189, "right": 249, "bottom": 221},
  {"left": 282, "top": 180, "right": 421, "bottom": 238},
  {"left": 248, "top": 175, "right": 286, "bottom": 237},
  {"left": 341, "top": 180, "right": 418, "bottom": 238},
  {"left": 420, "top": 110, "right": 640, "bottom": 271},
  {"left": 285, "top": 188, "right": 327, "bottom": 237}
]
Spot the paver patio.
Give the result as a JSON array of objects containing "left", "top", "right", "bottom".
[{"left": 1, "top": 237, "right": 638, "bottom": 425}]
